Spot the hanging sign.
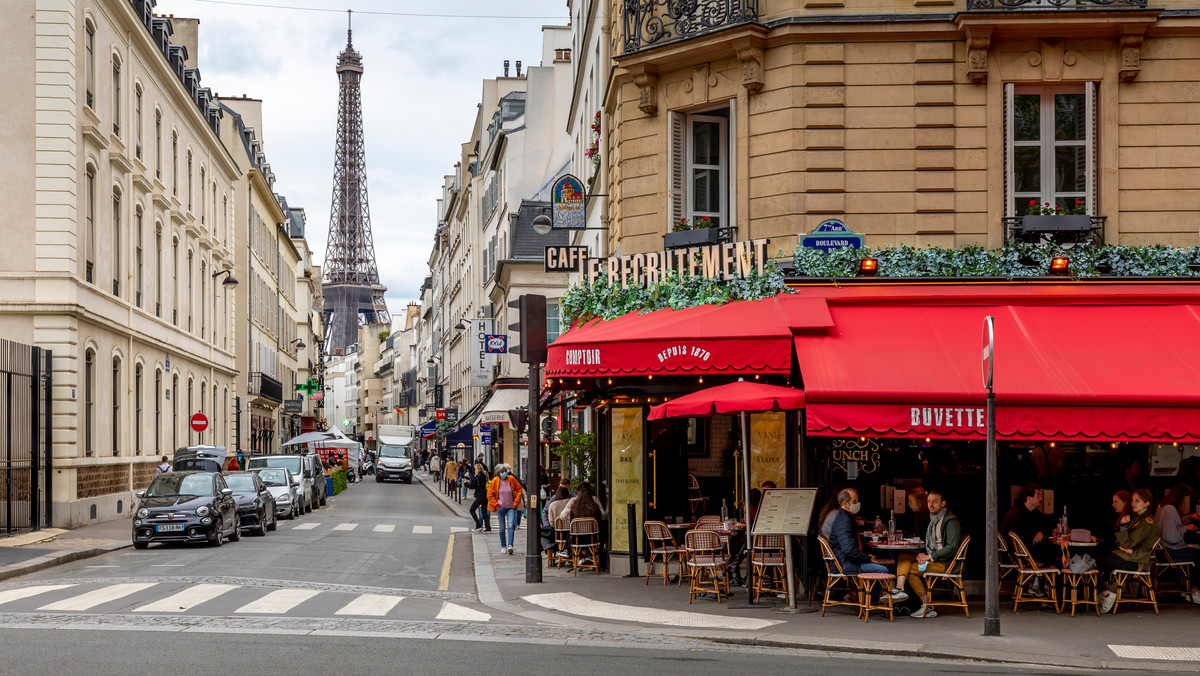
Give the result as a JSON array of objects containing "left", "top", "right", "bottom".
[
  {"left": 469, "top": 319, "right": 494, "bottom": 387},
  {"left": 551, "top": 174, "right": 586, "bottom": 230},
  {"left": 801, "top": 219, "right": 864, "bottom": 252},
  {"left": 579, "top": 237, "right": 770, "bottom": 287}
]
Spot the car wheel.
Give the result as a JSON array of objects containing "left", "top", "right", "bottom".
[
  {"left": 255, "top": 511, "right": 268, "bottom": 536},
  {"left": 319, "top": 490, "right": 327, "bottom": 506},
  {"left": 290, "top": 503, "right": 298, "bottom": 519},
  {"left": 375, "top": 475, "right": 383, "bottom": 483},
  {"left": 133, "top": 540, "right": 148, "bottom": 550},
  {"left": 209, "top": 521, "right": 224, "bottom": 547},
  {"left": 267, "top": 511, "right": 278, "bottom": 531},
  {"left": 304, "top": 497, "right": 312, "bottom": 514},
  {"left": 228, "top": 515, "right": 241, "bottom": 542}
]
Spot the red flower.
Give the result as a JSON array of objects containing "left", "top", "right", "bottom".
[{"left": 1029, "top": 199, "right": 1037, "bottom": 205}]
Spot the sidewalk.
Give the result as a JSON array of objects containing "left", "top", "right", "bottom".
[
  {"left": 414, "top": 470, "right": 1200, "bottom": 671},
  {"left": 0, "top": 518, "right": 132, "bottom": 582}
]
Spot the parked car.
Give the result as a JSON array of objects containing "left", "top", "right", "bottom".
[
  {"left": 246, "top": 454, "right": 313, "bottom": 514},
  {"left": 310, "top": 454, "right": 328, "bottom": 507},
  {"left": 252, "top": 467, "right": 299, "bottom": 519},
  {"left": 224, "top": 471, "right": 277, "bottom": 536},
  {"left": 376, "top": 443, "right": 413, "bottom": 483},
  {"left": 132, "top": 471, "right": 239, "bottom": 548},
  {"left": 172, "top": 446, "right": 227, "bottom": 473}
]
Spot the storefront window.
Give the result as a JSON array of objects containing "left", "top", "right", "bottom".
[{"left": 610, "top": 407, "right": 643, "bottom": 553}]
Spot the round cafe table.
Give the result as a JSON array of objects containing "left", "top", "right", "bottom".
[
  {"left": 866, "top": 540, "right": 925, "bottom": 551},
  {"left": 1051, "top": 536, "right": 1099, "bottom": 548}
]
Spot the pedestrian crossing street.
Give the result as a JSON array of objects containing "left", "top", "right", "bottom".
[
  {"left": 287, "top": 522, "right": 470, "bottom": 534},
  {"left": 0, "top": 582, "right": 490, "bottom": 622}
]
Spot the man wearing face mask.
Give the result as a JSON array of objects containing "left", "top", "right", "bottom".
[
  {"left": 487, "top": 463, "right": 524, "bottom": 555},
  {"left": 828, "top": 489, "right": 893, "bottom": 595}
]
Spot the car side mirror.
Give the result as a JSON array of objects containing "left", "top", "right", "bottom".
[
  {"left": 304, "top": 471, "right": 313, "bottom": 479},
  {"left": 134, "top": 490, "right": 145, "bottom": 499},
  {"left": 221, "top": 488, "right": 233, "bottom": 497}
]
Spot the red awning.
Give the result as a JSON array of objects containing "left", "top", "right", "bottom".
[
  {"left": 545, "top": 294, "right": 831, "bottom": 379},
  {"left": 647, "top": 381, "right": 805, "bottom": 420},
  {"left": 796, "top": 299, "right": 1200, "bottom": 442}
]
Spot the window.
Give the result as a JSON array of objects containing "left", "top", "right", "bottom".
[
  {"left": 111, "top": 56, "right": 121, "bottom": 136},
  {"left": 199, "top": 167, "right": 205, "bottom": 224},
  {"left": 112, "top": 189, "right": 121, "bottom": 297},
  {"left": 84, "top": 22, "right": 95, "bottom": 109},
  {"left": 172, "top": 132, "right": 178, "bottom": 195},
  {"left": 85, "top": 166, "right": 95, "bottom": 282},
  {"left": 1007, "top": 84, "right": 1095, "bottom": 216},
  {"left": 172, "top": 238, "right": 178, "bottom": 325},
  {"left": 134, "top": 364, "right": 142, "bottom": 455},
  {"left": 200, "top": 260, "right": 206, "bottom": 339},
  {"left": 187, "top": 250, "right": 194, "bottom": 332},
  {"left": 668, "top": 104, "right": 736, "bottom": 232},
  {"left": 172, "top": 373, "right": 178, "bottom": 449},
  {"left": 221, "top": 195, "right": 227, "bottom": 244},
  {"left": 154, "top": 225, "right": 162, "bottom": 317},
  {"left": 546, "top": 301, "right": 562, "bottom": 343},
  {"left": 112, "top": 356, "right": 121, "bottom": 456},
  {"left": 135, "top": 207, "right": 143, "bottom": 307},
  {"left": 199, "top": 382, "right": 206, "bottom": 444},
  {"left": 154, "top": 111, "right": 162, "bottom": 178},
  {"left": 186, "top": 151, "right": 193, "bottom": 211},
  {"left": 154, "top": 368, "right": 161, "bottom": 454},
  {"left": 134, "top": 85, "right": 143, "bottom": 159},
  {"left": 84, "top": 349, "right": 95, "bottom": 457}
]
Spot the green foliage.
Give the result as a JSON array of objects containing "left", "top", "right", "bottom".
[
  {"left": 560, "top": 259, "right": 789, "bottom": 325},
  {"left": 377, "top": 330, "right": 391, "bottom": 344},
  {"left": 553, "top": 431, "right": 596, "bottom": 492},
  {"left": 792, "top": 242, "right": 1200, "bottom": 280},
  {"left": 330, "top": 468, "right": 347, "bottom": 495}
]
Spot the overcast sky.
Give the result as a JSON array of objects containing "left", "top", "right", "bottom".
[{"left": 168, "top": 0, "right": 569, "bottom": 314}]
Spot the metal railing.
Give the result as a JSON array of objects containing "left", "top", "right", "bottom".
[
  {"left": 623, "top": 0, "right": 759, "bottom": 54},
  {"left": 1003, "top": 215, "right": 1106, "bottom": 245},
  {"left": 966, "top": 0, "right": 1146, "bottom": 10},
  {"left": 248, "top": 372, "right": 283, "bottom": 403},
  {"left": 1, "top": 338, "right": 52, "bottom": 536}
]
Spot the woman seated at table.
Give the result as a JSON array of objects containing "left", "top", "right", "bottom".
[
  {"left": 565, "top": 482, "right": 604, "bottom": 521},
  {"left": 1097, "top": 488, "right": 1158, "bottom": 614},
  {"left": 1156, "top": 483, "right": 1200, "bottom": 604},
  {"left": 546, "top": 485, "right": 572, "bottom": 528}
]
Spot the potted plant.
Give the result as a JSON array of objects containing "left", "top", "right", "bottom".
[
  {"left": 1020, "top": 199, "right": 1093, "bottom": 234},
  {"left": 664, "top": 216, "right": 721, "bottom": 248}
]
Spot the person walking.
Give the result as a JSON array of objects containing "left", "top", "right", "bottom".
[
  {"left": 154, "top": 456, "right": 172, "bottom": 476},
  {"left": 428, "top": 453, "right": 441, "bottom": 480},
  {"left": 487, "top": 463, "right": 523, "bottom": 555},
  {"left": 469, "top": 463, "right": 492, "bottom": 533}
]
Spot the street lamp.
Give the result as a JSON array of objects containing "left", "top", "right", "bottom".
[
  {"left": 289, "top": 339, "right": 306, "bottom": 351},
  {"left": 211, "top": 269, "right": 239, "bottom": 286}
]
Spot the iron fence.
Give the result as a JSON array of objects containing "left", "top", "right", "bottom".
[
  {"left": 1, "top": 338, "right": 52, "bottom": 536},
  {"left": 966, "top": 0, "right": 1146, "bottom": 9},
  {"left": 623, "top": 0, "right": 759, "bottom": 54}
]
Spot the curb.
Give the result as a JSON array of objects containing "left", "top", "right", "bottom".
[{"left": 0, "top": 541, "right": 131, "bottom": 583}]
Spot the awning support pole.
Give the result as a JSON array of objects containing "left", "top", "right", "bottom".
[{"left": 985, "top": 386, "right": 1000, "bottom": 635}]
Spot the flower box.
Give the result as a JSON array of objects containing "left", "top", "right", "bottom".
[
  {"left": 664, "top": 227, "right": 720, "bottom": 249},
  {"left": 1020, "top": 214, "right": 1093, "bottom": 233}
]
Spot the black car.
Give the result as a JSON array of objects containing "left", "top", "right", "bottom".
[
  {"left": 224, "top": 472, "right": 277, "bottom": 536},
  {"left": 132, "top": 471, "right": 240, "bottom": 548}
]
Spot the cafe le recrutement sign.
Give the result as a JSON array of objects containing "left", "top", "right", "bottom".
[{"left": 544, "top": 237, "right": 771, "bottom": 287}]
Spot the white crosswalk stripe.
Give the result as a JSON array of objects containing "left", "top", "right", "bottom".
[
  {"left": 332, "top": 523, "right": 357, "bottom": 531},
  {"left": 235, "top": 589, "right": 320, "bottom": 614},
  {"left": 292, "top": 522, "right": 319, "bottom": 530},
  {"left": 334, "top": 593, "right": 404, "bottom": 617},
  {"left": 435, "top": 601, "right": 490, "bottom": 622},
  {"left": 133, "top": 583, "right": 238, "bottom": 613},
  {"left": 412, "top": 525, "right": 433, "bottom": 534},
  {"left": 372, "top": 524, "right": 395, "bottom": 533},
  {"left": 0, "top": 584, "right": 76, "bottom": 606},
  {"left": 39, "top": 583, "right": 156, "bottom": 611},
  {"left": 449, "top": 527, "right": 468, "bottom": 533}
]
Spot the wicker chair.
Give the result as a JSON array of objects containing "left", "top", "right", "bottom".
[
  {"left": 1009, "top": 532, "right": 1060, "bottom": 613},
  {"left": 644, "top": 520, "right": 682, "bottom": 585},
  {"left": 685, "top": 529, "right": 729, "bottom": 603},
  {"left": 924, "top": 535, "right": 971, "bottom": 617},
  {"left": 687, "top": 474, "right": 708, "bottom": 520},
  {"left": 569, "top": 518, "right": 601, "bottom": 576},
  {"left": 696, "top": 515, "right": 722, "bottom": 526},
  {"left": 750, "top": 534, "right": 788, "bottom": 603},
  {"left": 817, "top": 535, "right": 861, "bottom": 617},
  {"left": 1111, "top": 540, "right": 1159, "bottom": 615},
  {"left": 996, "top": 532, "right": 1019, "bottom": 596},
  {"left": 1153, "top": 540, "right": 1194, "bottom": 594},
  {"left": 547, "top": 517, "right": 571, "bottom": 569},
  {"left": 1058, "top": 538, "right": 1099, "bottom": 617}
]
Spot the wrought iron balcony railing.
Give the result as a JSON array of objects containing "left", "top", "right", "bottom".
[
  {"left": 623, "top": 0, "right": 759, "bottom": 55},
  {"left": 249, "top": 371, "right": 283, "bottom": 403},
  {"left": 966, "top": 0, "right": 1146, "bottom": 10}
]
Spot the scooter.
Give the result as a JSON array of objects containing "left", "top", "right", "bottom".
[
  {"left": 359, "top": 458, "right": 375, "bottom": 477},
  {"left": 346, "top": 466, "right": 357, "bottom": 483}
]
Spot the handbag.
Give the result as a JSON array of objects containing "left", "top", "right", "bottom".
[
  {"left": 1067, "top": 553, "right": 1097, "bottom": 573},
  {"left": 1069, "top": 528, "right": 1092, "bottom": 543}
]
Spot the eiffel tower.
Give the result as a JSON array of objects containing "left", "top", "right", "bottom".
[{"left": 322, "top": 10, "right": 389, "bottom": 354}]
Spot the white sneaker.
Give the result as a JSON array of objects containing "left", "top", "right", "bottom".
[
  {"left": 1188, "top": 591, "right": 1200, "bottom": 605},
  {"left": 1099, "top": 591, "right": 1117, "bottom": 614},
  {"left": 889, "top": 589, "right": 909, "bottom": 602},
  {"left": 912, "top": 604, "right": 937, "bottom": 618}
]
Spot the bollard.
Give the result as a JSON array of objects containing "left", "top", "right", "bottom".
[{"left": 624, "top": 502, "right": 640, "bottom": 578}]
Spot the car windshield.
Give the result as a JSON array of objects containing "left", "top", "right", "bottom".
[
  {"left": 248, "top": 456, "right": 301, "bottom": 476},
  {"left": 379, "top": 445, "right": 409, "bottom": 459},
  {"left": 146, "top": 474, "right": 213, "bottom": 497},
  {"left": 224, "top": 475, "right": 256, "bottom": 491},
  {"left": 256, "top": 469, "right": 288, "bottom": 486}
]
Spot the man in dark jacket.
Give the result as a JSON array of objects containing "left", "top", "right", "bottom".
[{"left": 829, "top": 489, "right": 894, "bottom": 603}]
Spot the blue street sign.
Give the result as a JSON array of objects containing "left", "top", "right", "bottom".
[
  {"left": 480, "top": 433, "right": 492, "bottom": 446},
  {"left": 801, "top": 219, "right": 864, "bottom": 252},
  {"left": 484, "top": 334, "right": 507, "bottom": 354}
]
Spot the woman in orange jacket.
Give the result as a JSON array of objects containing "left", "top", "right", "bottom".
[{"left": 487, "top": 463, "right": 523, "bottom": 555}]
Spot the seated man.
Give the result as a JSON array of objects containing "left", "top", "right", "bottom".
[
  {"left": 1001, "top": 483, "right": 1055, "bottom": 596},
  {"left": 828, "top": 488, "right": 895, "bottom": 601},
  {"left": 893, "top": 488, "right": 961, "bottom": 619}
]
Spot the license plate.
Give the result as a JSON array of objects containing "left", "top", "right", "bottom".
[{"left": 155, "top": 524, "right": 184, "bottom": 532}]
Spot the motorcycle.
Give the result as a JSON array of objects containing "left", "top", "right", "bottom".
[
  {"left": 346, "top": 466, "right": 357, "bottom": 483},
  {"left": 359, "top": 458, "right": 375, "bottom": 477}
]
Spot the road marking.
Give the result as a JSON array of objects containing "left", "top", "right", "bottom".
[
  {"left": 133, "top": 584, "right": 238, "bottom": 613},
  {"left": 292, "top": 522, "right": 319, "bottom": 530},
  {"left": 372, "top": 524, "right": 395, "bottom": 533},
  {"left": 0, "top": 584, "right": 76, "bottom": 606},
  {"left": 449, "top": 527, "right": 468, "bottom": 533},
  {"left": 413, "top": 525, "right": 433, "bottom": 534},
  {"left": 332, "top": 523, "right": 357, "bottom": 531},
  {"left": 435, "top": 601, "right": 489, "bottom": 622},
  {"left": 1109, "top": 645, "right": 1200, "bottom": 661},
  {"left": 334, "top": 593, "right": 404, "bottom": 617},
  {"left": 438, "top": 533, "right": 455, "bottom": 591},
  {"left": 522, "top": 592, "right": 784, "bottom": 630},
  {"left": 39, "top": 583, "right": 157, "bottom": 611},
  {"left": 86, "top": 565, "right": 119, "bottom": 568},
  {"left": 150, "top": 564, "right": 186, "bottom": 567},
  {"left": 235, "top": 589, "right": 320, "bottom": 614}
]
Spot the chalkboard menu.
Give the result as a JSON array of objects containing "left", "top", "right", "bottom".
[{"left": 752, "top": 488, "right": 819, "bottom": 535}]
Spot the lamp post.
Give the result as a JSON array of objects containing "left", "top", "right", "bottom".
[
  {"left": 428, "top": 357, "right": 443, "bottom": 467},
  {"left": 983, "top": 315, "right": 1000, "bottom": 637}
]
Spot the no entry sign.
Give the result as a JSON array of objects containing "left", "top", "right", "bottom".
[{"left": 190, "top": 412, "right": 209, "bottom": 433}]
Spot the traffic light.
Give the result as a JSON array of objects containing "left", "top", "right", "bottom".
[
  {"left": 508, "top": 407, "right": 528, "bottom": 434},
  {"left": 507, "top": 294, "right": 547, "bottom": 364}
]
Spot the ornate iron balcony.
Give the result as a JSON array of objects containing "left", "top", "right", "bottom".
[
  {"left": 249, "top": 371, "right": 283, "bottom": 403},
  {"left": 623, "top": 0, "right": 759, "bottom": 54},
  {"left": 966, "top": 0, "right": 1146, "bottom": 10}
]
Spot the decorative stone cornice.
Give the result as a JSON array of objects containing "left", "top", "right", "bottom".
[
  {"left": 626, "top": 63, "right": 659, "bottom": 115},
  {"left": 732, "top": 36, "right": 766, "bottom": 93},
  {"left": 1118, "top": 27, "right": 1146, "bottom": 82},
  {"left": 965, "top": 26, "right": 993, "bottom": 84}
]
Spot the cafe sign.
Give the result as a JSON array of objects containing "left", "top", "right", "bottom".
[
  {"left": 552, "top": 174, "right": 586, "bottom": 230},
  {"left": 543, "top": 237, "right": 771, "bottom": 288}
]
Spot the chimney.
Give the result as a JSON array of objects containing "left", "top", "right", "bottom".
[
  {"left": 515, "top": 60, "right": 522, "bottom": 77},
  {"left": 503, "top": 60, "right": 509, "bottom": 77}
]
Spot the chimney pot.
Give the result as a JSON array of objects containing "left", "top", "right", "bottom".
[
  {"left": 503, "top": 60, "right": 509, "bottom": 77},
  {"left": 516, "top": 60, "right": 522, "bottom": 77}
]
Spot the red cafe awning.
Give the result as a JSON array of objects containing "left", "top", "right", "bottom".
[
  {"left": 545, "top": 294, "right": 832, "bottom": 380},
  {"left": 796, "top": 300, "right": 1200, "bottom": 442}
]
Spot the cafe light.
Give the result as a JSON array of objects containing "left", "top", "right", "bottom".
[
  {"left": 648, "top": 374, "right": 653, "bottom": 380},
  {"left": 698, "top": 376, "right": 704, "bottom": 384},
  {"left": 607, "top": 378, "right": 613, "bottom": 385},
  {"left": 925, "top": 438, "right": 931, "bottom": 443},
  {"left": 858, "top": 257, "right": 879, "bottom": 277},
  {"left": 1049, "top": 257, "right": 1070, "bottom": 276},
  {"left": 1111, "top": 443, "right": 1118, "bottom": 448},
  {"left": 576, "top": 379, "right": 581, "bottom": 386},
  {"left": 1049, "top": 442, "right": 1056, "bottom": 448}
]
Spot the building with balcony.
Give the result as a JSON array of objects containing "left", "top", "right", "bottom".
[{"left": 0, "top": 1, "right": 240, "bottom": 526}]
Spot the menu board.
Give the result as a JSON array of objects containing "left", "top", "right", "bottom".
[
  {"left": 610, "top": 407, "right": 643, "bottom": 553},
  {"left": 752, "top": 488, "right": 819, "bottom": 535}
]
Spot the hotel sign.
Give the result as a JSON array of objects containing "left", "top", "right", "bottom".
[
  {"left": 551, "top": 175, "right": 586, "bottom": 230},
  {"left": 543, "top": 237, "right": 771, "bottom": 288}
]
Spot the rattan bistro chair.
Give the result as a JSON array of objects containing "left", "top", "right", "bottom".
[
  {"left": 1009, "top": 532, "right": 1060, "bottom": 614},
  {"left": 817, "top": 535, "right": 861, "bottom": 617},
  {"left": 1153, "top": 540, "right": 1194, "bottom": 595},
  {"left": 924, "top": 535, "right": 971, "bottom": 617},
  {"left": 696, "top": 515, "right": 722, "bottom": 526},
  {"left": 996, "top": 532, "right": 1019, "bottom": 597},
  {"left": 750, "top": 534, "right": 788, "bottom": 603},
  {"left": 569, "top": 518, "right": 601, "bottom": 576},
  {"left": 685, "top": 529, "right": 729, "bottom": 603},
  {"left": 1111, "top": 540, "right": 1160, "bottom": 615},
  {"left": 687, "top": 474, "right": 708, "bottom": 520},
  {"left": 644, "top": 520, "right": 682, "bottom": 585},
  {"left": 1058, "top": 538, "right": 1099, "bottom": 617},
  {"left": 548, "top": 517, "right": 571, "bottom": 569}
]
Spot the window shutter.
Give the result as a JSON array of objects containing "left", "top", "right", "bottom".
[
  {"left": 668, "top": 111, "right": 686, "bottom": 228},
  {"left": 1003, "top": 82, "right": 1014, "bottom": 218},
  {"left": 727, "top": 100, "right": 738, "bottom": 237},
  {"left": 1085, "top": 81, "right": 1097, "bottom": 217}
]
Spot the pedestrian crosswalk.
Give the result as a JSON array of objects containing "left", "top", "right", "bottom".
[{"left": 0, "top": 581, "right": 490, "bottom": 622}]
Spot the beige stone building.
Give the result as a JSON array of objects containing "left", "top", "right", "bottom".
[
  {"left": 605, "top": 0, "right": 1200, "bottom": 255},
  {"left": 0, "top": 1, "right": 238, "bottom": 525}
]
